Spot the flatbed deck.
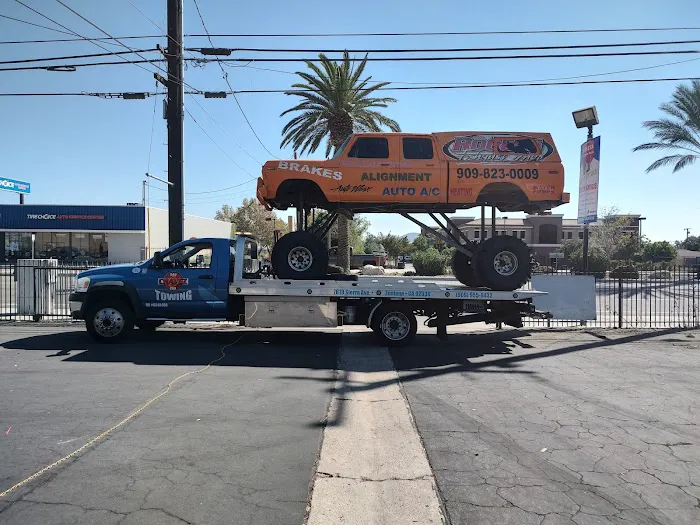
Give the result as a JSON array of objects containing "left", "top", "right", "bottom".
[{"left": 230, "top": 276, "right": 545, "bottom": 301}]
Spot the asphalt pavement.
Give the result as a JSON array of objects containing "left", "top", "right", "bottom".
[
  {"left": 0, "top": 324, "right": 338, "bottom": 525},
  {"left": 1, "top": 323, "right": 699, "bottom": 525}
]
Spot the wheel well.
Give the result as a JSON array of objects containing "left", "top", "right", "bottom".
[
  {"left": 476, "top": 183, "right": 529, "bottom": 211},
  {"left": 275, "top": 179, "right": 328, "bottom": 208},
  {"left": 85, "top": 290, "right": 135, "bottom": 314}
]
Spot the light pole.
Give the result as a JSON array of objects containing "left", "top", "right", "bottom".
[
  {"left": 638, "top": 217, "right": 646, "bottom": 239},
  {"left": 572, "top": 106, "right": 600, "bottom": 273}
]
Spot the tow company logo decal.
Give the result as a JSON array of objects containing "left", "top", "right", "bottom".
[
  {"left": 158, "top": 272, "right": 188, "bottom": 290},
  {"left": 443, "top": 134, "right": 554, "bottom": 163},
  {"left": 156, "top": 272, "right": 192, "bottom": 301}
]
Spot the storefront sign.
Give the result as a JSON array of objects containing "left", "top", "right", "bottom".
[
  {"left": 0, "top": 204, "right": 145, "bottom": 231},
  {"left": 578, "top": 136, "right": 601, "bottom": 224},
  {"left": 0, "top": 177, "right": 31, "bottom": 194}
]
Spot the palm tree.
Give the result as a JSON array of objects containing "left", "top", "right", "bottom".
[
  {"left": 633, "top": 80, "right": 700, "bottom": 173},
  {"left": 280, "top": 51, "right": 400, "bottom": 272}
]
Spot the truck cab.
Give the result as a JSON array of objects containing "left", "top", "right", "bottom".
[{"left": 69, "top": 236, "right": 261, "bottom": 341}]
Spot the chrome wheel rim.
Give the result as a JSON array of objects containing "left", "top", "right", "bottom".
[
  {"left": 381, "top": 312, "right": 410, "bottom": 341},
  {"left": 93, "top": 307, "right": 125, "bottom": 338},
  {"left": 288, "top": 246, "right": 313, "bottom": 272},
  {"left": 493, "top": 250, "right": 518, "bottom": 276}
]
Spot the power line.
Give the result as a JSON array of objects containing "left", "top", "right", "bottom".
[
  {"left": 187, "top": 39, "right": 700, "bottom": 54},
  {"left": 121, "top": 0, "right": 260, "bottom": 165},
  {"left": 0, "top": 13, "right": 75, "bottom": 36},
  {"left": 187, "top": 49, "right": 700, "bottom": 63},
  {"left": 184, "top": 106, "right": 256, "bottom": 179},
  {"left": 0, "top": 58, "right": 163, "bottom": 72},
  {"left": 184, "top": 27, "right": 700, "bottom": 38},
  {"left": 191, "top": 0, "right": 279, "bottom": 159},
  {"left": 4, "top": 75, "right": 700, "bottom": 98},
  {"left": 0, "top": 48, "right": 157, "bottom": 65},
  {"left": 5, "top": 48, "right": 699, "bottom": 72}
]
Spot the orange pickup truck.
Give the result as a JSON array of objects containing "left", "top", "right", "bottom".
[{"left": 258, "top": 131, "right": 569, "bottom": 290}]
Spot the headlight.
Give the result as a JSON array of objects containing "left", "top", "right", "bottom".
[{"left": 75, "top": 276, "right": 91, "bottom": 292}]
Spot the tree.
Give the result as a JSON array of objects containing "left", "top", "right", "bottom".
[
  {"left": 312, "top": 210, "right": 370, "bottom": 254},
  {"left": 612, "top": 233, "right": 642, "bottom": 262},
  {"left": 363, "top": 233, "right": 384, "bottom": 254},
  {"left": 633, "top": 80, "right": 700, "bottom": 173},
  {"left": 643, "top": 241, "right": 677, "bottom": 262},
  {"left": 410, "top": 234, "right": 434, "bottom": 253},
  {"left": 676, "top": 235, "right": 700, "bottom": 251},
  {"left": 377, "top": 233, "right": 410, "bottom": 266},
  {"left": 215, "top": 199, "right": 286, "bottom": 249},
  {"left": 280, "top": 51, "right": 400, "bottom": 272}
]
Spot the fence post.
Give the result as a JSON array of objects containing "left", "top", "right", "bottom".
[{"left": 618, "top": 276, "right": 623, "bottom": 328}]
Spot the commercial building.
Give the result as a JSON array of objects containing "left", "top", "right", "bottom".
[
  {"left": 421, "top": 213, "right": 643, "bottom": 265},
  {"left": 0, "top": 204, "right": 232, "bottom": 263}
]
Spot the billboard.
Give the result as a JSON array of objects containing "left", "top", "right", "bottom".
[
  {"left": 577, "top": 136, "right": 600, "bottom": 224},
  {"left": 0, "top": 177, "right": 30, "bottom": 195}
]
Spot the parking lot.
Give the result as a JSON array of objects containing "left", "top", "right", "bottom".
[{"left": 1, "top": 322, "right": 699, "bottom": 524}]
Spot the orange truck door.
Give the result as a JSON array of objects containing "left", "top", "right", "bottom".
[{"left": 395, "top": 135, "right": 443, "bottom": 204}]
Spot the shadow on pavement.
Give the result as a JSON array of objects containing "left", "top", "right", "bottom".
[{"left": 1, "top": 329, "right": 341, "bottom": 369}]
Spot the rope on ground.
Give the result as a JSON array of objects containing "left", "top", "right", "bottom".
[{"left": 0, "top": 335, "right": 244, "bottom": 499}]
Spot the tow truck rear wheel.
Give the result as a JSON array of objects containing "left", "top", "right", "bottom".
[
  {"left": 271, "top": 231, "right": 328, "bottom": 280},
  {"left": 473, "top": 236, "right": 532, "bottom": 291},
  {"left": 374, "top": 304, "right": 417, "bottom": 347},
  {"left": 451, "top": 250, "right": 483, "bottom": 288},
  {"left": 85, "top": 299, "right": 134, "bottom": 343}
]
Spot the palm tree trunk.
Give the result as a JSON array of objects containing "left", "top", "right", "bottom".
[{"left": 337, "top": 214, "right": 350, "bottom": 273}]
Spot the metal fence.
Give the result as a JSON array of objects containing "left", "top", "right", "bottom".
[
  {"left": 524, "top": 265, "right": 699, "bottom": 329},
  {"left": 0, "top": 260, "right": 125, "bottom": 321},
  {"left": 1, "top": 260, "right": 698, "bottom": 328}
]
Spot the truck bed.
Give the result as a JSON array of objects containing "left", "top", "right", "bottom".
[{"left": 230, "top": 276, "right": 545, "bottom": 301}]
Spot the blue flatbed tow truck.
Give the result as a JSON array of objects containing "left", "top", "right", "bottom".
[{"left": 69, "top": 235, "right": 550, "bottom": 346}]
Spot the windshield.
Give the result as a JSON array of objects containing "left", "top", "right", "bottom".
[{"left": 331, "top": 135, "right": 353, "bottom": 159}]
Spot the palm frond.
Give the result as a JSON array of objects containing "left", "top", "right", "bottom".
[{"left": 644, "top": 154, "right": 698, "bottom": 173}]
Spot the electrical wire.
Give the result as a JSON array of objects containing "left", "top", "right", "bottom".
[
  {"left": 184, "top": 106, "right": 256, "bottom": 178},
  {"left": 187, "top": 49, "right": 700, "bottom": 63},
  {"left": 12, "top": 0, "right": 169, "bottom": 79},
  {"left": 0, "top": 48, "right": 158, "bottom": 65},
  {"left": 0, "top": 13, "right": 75, "bottom": 36},
  {"left": 3, "top": 75, "right": 700, "bottom": 98},
  {"left": 0, "top": 58, "right": 163, "bottom": 72},
  {"left": 187, "top": 39, "right": 700, "bottom": 54},
  {"left": 191, "top": 0, "right": 279, "bottom": 159},
  {"left": 120, "top": 0, "right": 261, "bottom": 165},
  {"left": 184, "top": 27, "right": 700, "bottom": 38}
]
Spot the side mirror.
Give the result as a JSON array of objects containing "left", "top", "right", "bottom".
[{"left": 153, "top": 251, "right": 162, "bottom": 268}]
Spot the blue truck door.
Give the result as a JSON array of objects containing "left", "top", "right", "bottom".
[{"left": 138, "top": 240, "right": 227, "bottom": 319}]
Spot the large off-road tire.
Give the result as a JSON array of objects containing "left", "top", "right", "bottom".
[
  {"left": 271, "top": 231, "right": 329, "bottom": 280},
  {"left": 85, "top": 298, "right": 134, "bottom": 343},
  {"left": 473, "top": 236, "right": 532, "bottom": 291},
  {"left": 374, "top": 304, "right": 417, "bottom": 347},
  {"left": 451, "top": 249, "right": 483, "bottom": 288}
]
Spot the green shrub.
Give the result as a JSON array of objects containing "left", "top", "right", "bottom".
[
  {"left": 610, "top": 265, "right": 639, "bottom": 279},
  {"left": 413, "top": 248, "right": 447, "bottom": 276}
]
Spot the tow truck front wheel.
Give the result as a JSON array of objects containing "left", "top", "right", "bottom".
[
  {"left": 272, "top": 231, "right": 328, "bottom": 279},
  {"left": 85, "top": 299, "right": 134, "bottom": 343},
  {"left": 374, "top": 305, "right": 417, "bottom": 347},
  {"left": 474, "top": 236, "right": 532, "bottom": 291}
]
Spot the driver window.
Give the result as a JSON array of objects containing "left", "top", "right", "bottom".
[{"left": 161, "top": 242, "right": 213, "bottom": 269}]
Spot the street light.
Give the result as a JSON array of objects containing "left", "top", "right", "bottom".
[
  {"left": 573, "top": 106, "right": 600, "bottom": 273},
  {"left": 572, "top": 106, "right": 599, "bottom": 140},
  {"left": 638, "top": 217, "right": 646, "bottom": 239}
]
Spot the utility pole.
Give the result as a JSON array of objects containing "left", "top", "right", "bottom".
[
  {"left": 685, "top": 227, "right": 692, "bottom": 240},
  {"left": 166, "top": 0, "right": 184, "bottom": 246}
]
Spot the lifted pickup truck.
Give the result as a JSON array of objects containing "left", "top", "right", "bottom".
[
  {"left": 69, "top": 234, "right": 549, "bottom": 346},
  {"left": 259, "top": 131, "right": 569, "bottom": 290}
]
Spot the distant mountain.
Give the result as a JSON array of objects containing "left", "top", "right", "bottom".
[{"left": 405, "top": 232, "right": 421, "bottom": 242}]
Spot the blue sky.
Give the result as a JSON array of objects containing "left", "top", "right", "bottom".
[{"left": 1, "top": 0, "right": 699, "bottom": 242}]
